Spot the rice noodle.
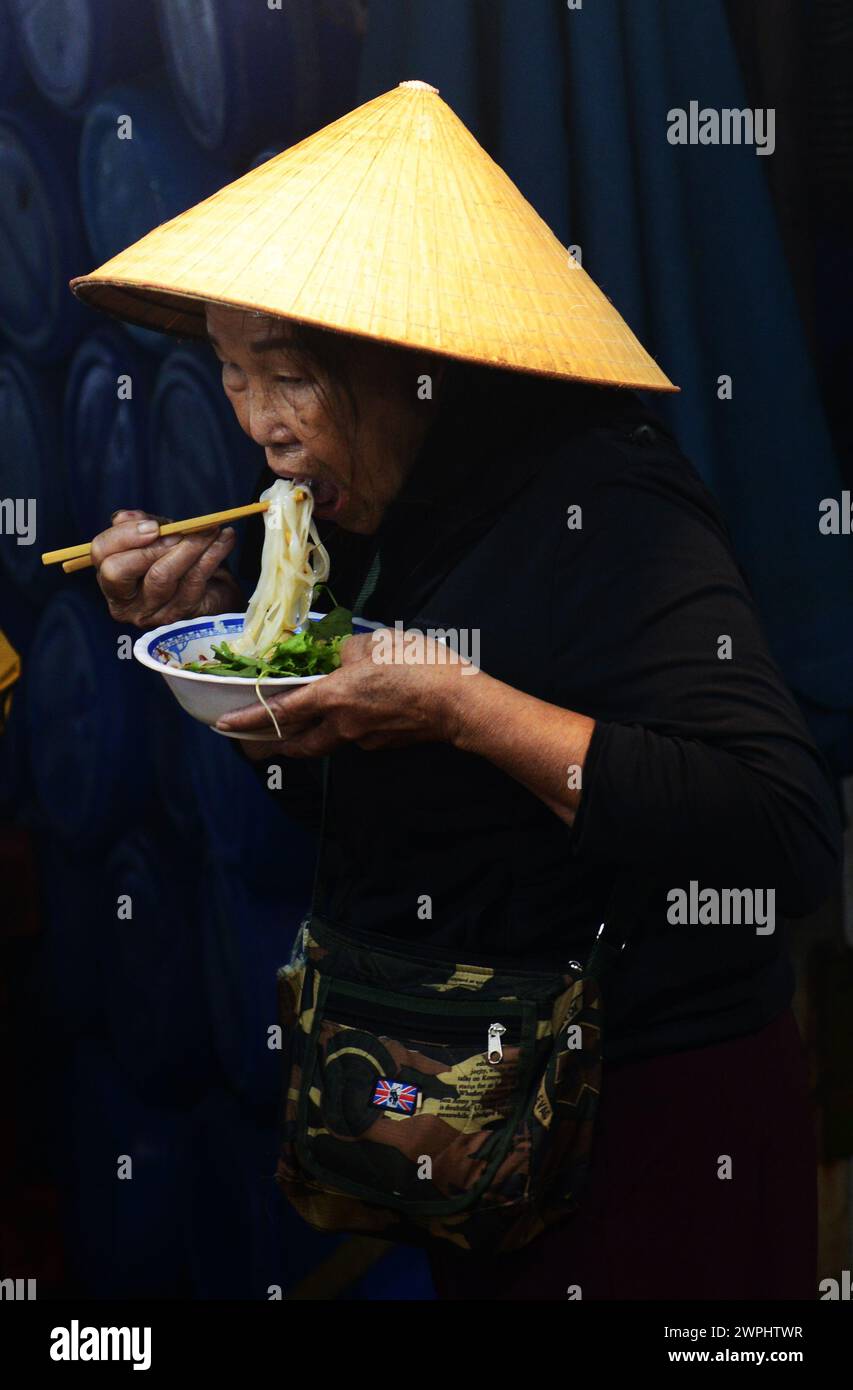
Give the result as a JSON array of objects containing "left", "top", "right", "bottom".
[
  {"left": 252, "top": 681, "right": 283, "bottom": 739},
  {"left": 229, "top": 478, "right": 330, "bottom": 658}
]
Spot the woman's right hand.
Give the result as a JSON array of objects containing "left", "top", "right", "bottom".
[{"left": 91, "top": 508, "right": 244, "bottom": 629}]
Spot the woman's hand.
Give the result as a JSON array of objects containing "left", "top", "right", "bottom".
[
  {"left": 218, "top": 629, "right": 469, "bottom": 757},
  {"left": 91, "top": 508, "right": 243, "bottom": 629},
  {"left": 223, "top": 625, "right": 596, "bottom": 829}
]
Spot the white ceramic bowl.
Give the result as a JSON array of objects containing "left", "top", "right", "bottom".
[{"left": 133, "top": 611, "right": 379, "bottom": 739}]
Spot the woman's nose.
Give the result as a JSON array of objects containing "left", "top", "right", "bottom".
[{"left": 245, "top": 384, "right": 296, "bottom": 449}]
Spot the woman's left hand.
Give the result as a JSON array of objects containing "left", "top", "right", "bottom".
[
  {"left": 220, "top": 626, "right": 595, "bottom": 828},
  {"left": 216, "top": 629, "right": 474, "bottom": 758}
]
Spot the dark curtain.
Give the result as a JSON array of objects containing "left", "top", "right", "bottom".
[{"left": 358, "top": 0, "right": 853, "bottom": 769}]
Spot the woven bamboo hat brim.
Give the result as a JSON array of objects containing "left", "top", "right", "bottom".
[{"left": 70, "top": 80, "right": 677, "bottom": 392}]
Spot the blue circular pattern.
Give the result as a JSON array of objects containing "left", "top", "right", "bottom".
[
  {"left": 26, "top": 589, "right": 152, "bottom": 845},
  {"left": 8, "top": 0, "right": 160, "bottom": 113},
  {"left": 0, "top": 354, "right": 67, "bottom": 597},
  {"left": 0, "top": 110, "right": 92, "bottom": 360},
  {"left": 64, "top": 326, "right": 157, "bottom": 537}
]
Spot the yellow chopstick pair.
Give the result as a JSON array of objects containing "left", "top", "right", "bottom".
[{"left": 41, "top": 501, "right": 270, "bottom": 574}]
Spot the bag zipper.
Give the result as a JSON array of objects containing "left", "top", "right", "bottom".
[
  {"left": 311, "top": 914, "right": 585, "bottom": 979},
  {"left": 487, "top": 1023, "right": 506, "bottom": 1064},
  {"left": 327, "top": 1000, "right": 516, "bottom": 1056}
]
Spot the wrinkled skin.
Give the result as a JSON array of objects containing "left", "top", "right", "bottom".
[
  {"left": 208, "top": 304, "right": 444, "bottom": 533},
  {"left": 222, "top": 629, "right": 480, "bottom": 760},
  {"left": 90, "top": 304, "right": 445, "bottom": 628},
  {"left": 90, "top": 512, "right": 242, "bottom": 630}
]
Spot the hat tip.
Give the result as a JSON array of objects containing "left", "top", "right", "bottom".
[{"left": 399, "top": 79, "right": 440, "bottom": 95}]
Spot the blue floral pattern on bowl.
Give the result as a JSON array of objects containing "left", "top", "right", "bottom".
[{"left": 147, "top": 615, "right": 246, "bottom": 666}]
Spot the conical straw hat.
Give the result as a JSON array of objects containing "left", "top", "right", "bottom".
[{"left": 71, "top": 80, "right": 677, "bottom": 392}]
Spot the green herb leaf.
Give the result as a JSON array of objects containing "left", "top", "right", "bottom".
[
  {"left": 311, "top": 606, "right": 353, "bottom": 640},
  {"left": 181, "top": 614, "right": 352, "bottom": 680}
]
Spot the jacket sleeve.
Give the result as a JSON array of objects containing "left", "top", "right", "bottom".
[{"left": 551, "top": 444, "right": 843, "bottom": 917}]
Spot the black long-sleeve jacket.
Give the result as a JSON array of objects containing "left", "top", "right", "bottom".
[{"left": 237, "top": 364, "right": 842, "bottom": 1061}]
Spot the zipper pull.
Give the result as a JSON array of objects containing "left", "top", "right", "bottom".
[{"left": 487, "top": 1022, "right": 506, "bottom": 1064}]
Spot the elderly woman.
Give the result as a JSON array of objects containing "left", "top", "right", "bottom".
[{"left": 79, "top": 83, "right": 840, "bottom": 1301}]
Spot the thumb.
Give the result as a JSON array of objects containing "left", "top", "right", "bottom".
[{"left": 267, "top": 681, "right": 324, "bottom": 719}]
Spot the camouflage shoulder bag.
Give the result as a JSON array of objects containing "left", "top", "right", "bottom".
[{"left": 274, "top": 755, "right": 639, "bottom": 1257}]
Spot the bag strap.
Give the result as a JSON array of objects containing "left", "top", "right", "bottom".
[{"left": 585, "top": 870, "right": 651, "bottom": 978}]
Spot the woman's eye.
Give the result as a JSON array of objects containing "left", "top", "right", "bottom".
[{"left": 275, "top": 375, "right": 305, "bottom": 385}]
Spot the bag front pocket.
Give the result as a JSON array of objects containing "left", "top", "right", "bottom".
[{"left": 295, "top": 977, "right": 539, "bottom": 1216}]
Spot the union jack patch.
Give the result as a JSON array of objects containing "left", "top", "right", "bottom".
[{"left": 371, "top": 1078, "right": 421, "bottom": 1115}]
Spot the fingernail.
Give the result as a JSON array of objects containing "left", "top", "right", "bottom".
[
  {"left": 162, "top": 535, "right": 182, "bottom": 546},
  {"left": 219, "top": 527, "right": 235, "bottom": 540},
  {"left": 215, "top": 718, "right": 233, "bottom": 729},
  {"left": 137, "top": 520, "right": 159, "bottom": 535}
]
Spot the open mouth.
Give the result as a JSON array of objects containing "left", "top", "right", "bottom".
[{"left": 278, "top": 472, "right": 341, "bottom": 514}]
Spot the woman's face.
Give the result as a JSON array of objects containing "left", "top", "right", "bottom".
[{"left": 205, "top": 303, "right": 442, "bottom": 533}]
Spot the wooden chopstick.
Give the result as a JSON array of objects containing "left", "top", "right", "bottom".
[{"left": 42, "top": 500, "right": 271, "bottom": 573}]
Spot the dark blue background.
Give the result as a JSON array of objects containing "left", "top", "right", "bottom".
[{"left": 0, "top": 0, "right": 849, "bottom": 1302}]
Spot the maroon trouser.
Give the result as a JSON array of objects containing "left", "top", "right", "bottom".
[{"left": 428, "top": 1008, "right": 817, "bottom": 1300}]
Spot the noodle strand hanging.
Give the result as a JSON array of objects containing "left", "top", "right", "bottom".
[{"left": 229, "top": 478, "right": 330, "bottom": 658}]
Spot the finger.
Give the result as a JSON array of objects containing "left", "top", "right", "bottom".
[
  {"left": 98, "top": 538, "right": 183, "bottom": 603},
  {"left": 263, "top": 722, "right": 345, "bottom": 759},
  {"left": 91, "top": 517, "right": 169, "bottom": 568},
  {"left": 357, "top": 731, "right": 407, "bottom": 751},
  {"left": 215, "top": 682, "right": 327, "bottom": 733},
  {"left": 166, "top": 529, "right": 237, "bottom": 609},
  {"left": 237, "top": 729, "right": 323, "bottom": 761},
  {"left": 235, "top": 738, "right": 285, "bottom": 762},
  {"left": 110, "top": 511, "right": 173, "bottom": 526},
  {"left": 356, "top": 733, "right": 386, "bottom": 750},
  {"left": 230, "top": 706, "right": 320, "bottom": 737},
  {"left": 261, "top": 717, "right": 321, "bottom": 741},
  {"left": 138, "top": 529, "right": 227, "bottom": 608},
  {"left": 215, "top": 701, "right": 308, "bottom": 735},
  {"left": 97, "top": 531, "right": 207, "bottom": 602}
]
